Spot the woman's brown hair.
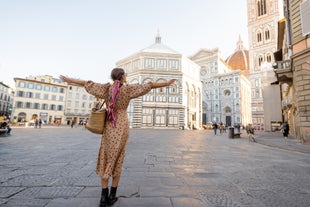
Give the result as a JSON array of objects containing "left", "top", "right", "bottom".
[{"left": 111, "top": 68, "right": 125, "bottom": 81}]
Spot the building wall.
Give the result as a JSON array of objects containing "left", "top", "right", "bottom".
[
  {"left": 13, "top": 76, "right": 67, "bottom": 125},
  {"left": 277, "top": 0, "right": 310, "bottom": 142},
  {"left": 64, "top": 83, "right": 95, "bottom": 125},
  {"left": 0, "top": 82, "right": 14, "bottom": 119}
]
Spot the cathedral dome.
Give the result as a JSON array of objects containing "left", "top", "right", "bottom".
[{"left": 226, "top": 36, "right": 249, "bottom": 75}]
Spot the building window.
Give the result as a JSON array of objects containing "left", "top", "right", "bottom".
[
  {"left": 52, "top": 95, "right": 56, "bottom": 100},
  {"left": 44, "top": 86, "right": 50, "bottom": 91},
  {"left": 26, "top": 102, "right": 31, "bottom": 108},
  {"left": 26, "top": 92, "right": 33, "bottom": 98},
  {"left": 34, "top": 103, "right": 40, "bottom": 109},
  {"left": 50, "top": 104, "right": 56, "bottom": 110},
  {"left": 60, "top": 88, "right": 65, "bottom": 93},
  {"left": 223, "top": 89, "right": 231, "bottom": 96},
  {"left": 42, "top": 104, "right": 48, "bottom": 110},
  {"left": 18, "top": 82, "right": 26, "bottom": 88},
  {"left": 35, "top": 93, "right": 40, "bottom": 99},
  {"left": 257, "top": 0, "right": 267, "bottom": 17},
  {"left": 52, "top": 87, "right": 58, "bottom": 92},
  {"left": 28, "top": 83, "right": 34, "bottom": 89},
  {"left": 258, "top": 56, "right": 263, "bottom": 66},
  {"left": 257, "top": 32, "right": 262, "bottom": 42},
  {"left": 265, "top": 29, "right": 270, "bottom": 40},
  {"left": 17, "top": 91, "right": 24, "bottom": 97},
  {"left": 266, "top": 54, "right": 272, "bottom": 62},
  {"left": 36, "top": 84, "right": 42, "bottom": 90},
  {"left": 44, "top": 94, "right": 49, "bottom": 100},
  {"left": 59, "top": 96, "right": 64, "bottom": 101},
  {"left": 224, "top": 107, "right": 231, "bottom": 113},
  {"left": 57, "top": 105, "right": 63, "bottom": 111},
  {"left": 16, "top": 101, "right": 23, "bottom": 108}
]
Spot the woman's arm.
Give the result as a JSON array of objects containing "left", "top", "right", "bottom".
[
  {"left": 59, "top": 75, "right": 86, "bottom": 86},
  {"left": 151, "top": 79, "right": 176, "bottom": 89}
]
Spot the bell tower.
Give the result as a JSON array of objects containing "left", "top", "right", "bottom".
[{"left": 247, "top": 0, "right": 283, "bottom": 131}]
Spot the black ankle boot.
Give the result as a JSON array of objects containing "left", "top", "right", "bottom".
[
  {"left": 108, "top": 186, "right": 118, "bottom": 206},
  {"left": 100, "top": 188, "right": 109, "bottom": 207}
]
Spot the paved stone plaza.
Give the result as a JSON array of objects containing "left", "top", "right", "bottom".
[{"left": 0, "top": 127, "right": 309, "bottom": 207}]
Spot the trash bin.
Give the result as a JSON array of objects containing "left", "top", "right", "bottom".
[{"left": 228, "top": 127, "right": 234, "bottom": 139}]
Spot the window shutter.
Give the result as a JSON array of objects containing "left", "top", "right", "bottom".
[{"left": 300, "top": 0, "right": 310, "bottom": 36}]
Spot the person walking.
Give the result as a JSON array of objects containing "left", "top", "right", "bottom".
[
  {"left": 281, "top": 122, "right": 290, "bottom": 139},
  {"left": 38, "top": 119, "right": 42, "bottom": 128},
  {"left": 212, "top": 122, "right": 218, "bottom": 135},
  {"left": 246, "top": 123, "right": 255, "bottom": 142},
  {"left": 60, "top": 68, "right": 176, "bottom": 207},
  {"left": 219, "top": 122, "right": 223, "bottom": 135}
]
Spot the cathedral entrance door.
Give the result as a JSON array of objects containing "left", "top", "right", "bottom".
[{"left": 226, "top": 116, "right": 231, "bottom": 126}]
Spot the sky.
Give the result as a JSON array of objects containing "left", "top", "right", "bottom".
[{"left": 0, "top": 0, "right": 249, "bottom": 88}]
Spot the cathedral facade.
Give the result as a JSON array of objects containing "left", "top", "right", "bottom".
[
  {"left": 190, "top": 37, "right": 252, "bottom": 127},
  {"left": 116, "top": 34, "right": 202, "bottom": 129}
]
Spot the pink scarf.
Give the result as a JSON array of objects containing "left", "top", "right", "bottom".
[{"left": 107, "top": 80, "right": 121, "bottom": 127}]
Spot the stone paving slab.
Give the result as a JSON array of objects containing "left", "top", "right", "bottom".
[{"left": 3, "top": 198, "right": 50, "bottom": 207}]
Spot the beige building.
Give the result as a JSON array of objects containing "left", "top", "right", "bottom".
[
  {"left": 64, "top": 83, "right": 95, "bottom": 126},
  {"left": 13, "top": 75, "right": 67, "bottom": 125},
  {"left": 191, "top": 37, "right": 252, "bottom": 127},
  {"left": 116, "top": 34, "right": 202, "bottom": 129},
  {"left": 0, "top": 82, "right": 14, "bottom": 119},
  {"left": 247, "top": 0, "right": 283, "bottom": 131},
  {"left": 274, "top": 0, "right": 310, "bottom": 142}
]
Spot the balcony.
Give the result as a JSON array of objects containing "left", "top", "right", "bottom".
[{"left": 273, "top": 60, "right": 293, "bottom": 82}]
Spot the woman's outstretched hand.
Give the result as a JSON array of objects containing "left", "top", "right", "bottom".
[
  {"left": 167, "top": 79, "right": 176, "bottom": 86},
  {"left": 59, "top": 75, "right": 86, "bottom": 86},
  {"left": 59, "top": 75, "right": 70, "bottom": 83}
]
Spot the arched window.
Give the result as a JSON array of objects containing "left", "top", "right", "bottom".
[
  {"left": 265, "top": 29, "right": 270, "bottom": 40},
  {"left": 257, "top": 0, "right": 267, "bottom": 17},
  {"left": 224, "top": 107, "right": 231, "bottom": 113},
  {"left": 258, "top": 56, "right": 264, "bottom": 66},
  {"left": 266, "top": 54, "right": 272, "bottom": 63},
  {"left": 223, "top": 89, "right": 231, "bottom": 96},
  {"left": 257, "top": 32, "right": 262, "bottom": 42}
]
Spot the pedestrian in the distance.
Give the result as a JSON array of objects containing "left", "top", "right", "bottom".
[
  {"left": 281, "top": 122, "right": 290, "bottom": 139},
  {"left": 246, "top": 123, "right": 255, "bottom": 142},
  {"left": 212, "top": 122, "right": 218, "bottom": 135},
  {"left": 38, "top": 119, "right": 42, "bottom": 128},
  {"left": 60, "top": 68, "right": 176, "bottom": 207}
]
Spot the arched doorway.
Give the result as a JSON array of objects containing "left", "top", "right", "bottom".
[
  {"left": 224, "top": 106, "right": 232, "bottom": 126},
  {"left": 17, "top": 112, "right": 27, "bottom": 122}
]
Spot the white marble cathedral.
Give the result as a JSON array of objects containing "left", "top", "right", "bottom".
[
  {"left": 116, "top": 34, "right": 202, "bottom": 129},
  {"left": 190, "top": 37, "right": 252, "bottom": 127}
]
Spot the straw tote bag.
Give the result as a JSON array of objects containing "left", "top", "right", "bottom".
[{"left": 86, "top": 100, "right": 107, "bottom": 134}]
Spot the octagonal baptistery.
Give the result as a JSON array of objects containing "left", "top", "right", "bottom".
[
  {"left": 226, "top": 36, "right": 250, "bottom": 76},
  {"left": 116, "top": 33, "right": 202, "bottom": 129}
]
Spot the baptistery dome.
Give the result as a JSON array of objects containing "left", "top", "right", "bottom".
[{"left": 226, "top": 36, "right": 250, "bottom": 76}]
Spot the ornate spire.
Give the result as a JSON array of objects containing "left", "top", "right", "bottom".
[
  {"left": 155, "top": 29, "right": 161, "bottom": 44},
  {"left": 236, "top": 34, "right": 244, "bottom": 51}
]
